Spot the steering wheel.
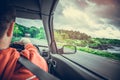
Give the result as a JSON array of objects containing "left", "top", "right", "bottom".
[
  {"left": 10, "top": 43, "right": 42, "bottom": 55},
  {"left": 33, "top": 44, "right": 42, "bottom": 55},
  {"left": 10, "top": 43, "right": 24, "bottom": 52}
]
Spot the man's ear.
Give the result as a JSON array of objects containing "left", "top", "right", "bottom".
[{"left": 7, "top": 22, "right": 15, "bottom": 37}]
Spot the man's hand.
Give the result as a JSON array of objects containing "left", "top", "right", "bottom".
[{"left": 14, "top": 38, "right": 31, "bottom": 45}]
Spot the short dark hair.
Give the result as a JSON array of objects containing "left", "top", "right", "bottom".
[{"left": 0, "top": 5, "right": 16, "bottom": 38}]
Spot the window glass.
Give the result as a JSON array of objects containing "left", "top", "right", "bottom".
[{"left": 54, "top": 0, "right": 120, "bottom": 60}]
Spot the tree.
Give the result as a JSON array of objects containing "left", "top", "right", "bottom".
[
  {"left": 36, "top": 27, "right": 46, "bottom": 39},
  {"left": 29, "top": 26, "right": 39, "bottom": 38},
  {"left": 13, "top": 23, "right": 23, "bottom": 37}
]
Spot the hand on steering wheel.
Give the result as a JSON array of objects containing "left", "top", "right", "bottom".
[
  {"left": 10, "top": 38, "right": 31, "bottom": 52},
  {"left": 14, "top": 38, "right": 31, "bottom": 45}
]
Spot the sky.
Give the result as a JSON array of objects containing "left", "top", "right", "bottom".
[
  {"left": 54, "top": 0, "right": 120, "bottom": 39},
  {"left": 16, "top": 18, "right": 43, "bottom": 28}
]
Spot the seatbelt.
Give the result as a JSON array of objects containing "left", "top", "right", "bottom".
[{"left": 18, "top": 56, "right": 60, "bottom": 80}]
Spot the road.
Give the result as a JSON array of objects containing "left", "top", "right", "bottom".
[
  {"left": 29, "top": 38, "right": 48, "bottom": 46},
  {"left": 62, "top": 50, "right": 120, "bottom": 80}
]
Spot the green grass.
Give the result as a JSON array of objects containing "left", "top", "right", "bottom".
[{"left": 77, "top": 47, "right": 120, "bottom": 61}]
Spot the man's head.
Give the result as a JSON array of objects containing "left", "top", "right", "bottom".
[
  {"left": 0, "top": 5, "right": 16, "bottom": 39},
  {"left": 0, "top": 4, "right": 16, "bottom": 49}
]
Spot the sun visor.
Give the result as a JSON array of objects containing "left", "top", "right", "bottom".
[{"left": 6, "top": 0, "right": 59, "bottom": 19}]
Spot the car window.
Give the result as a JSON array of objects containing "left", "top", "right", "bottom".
[
  {"left": 54, "top": 0, "right": 120, "bottom": 61},
  {"left": 12, "top": 18, "right": 48, "bottom": 46}
]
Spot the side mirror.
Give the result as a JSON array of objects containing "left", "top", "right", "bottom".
[{"left": 58, "top": 45, "right": 77, "bottom": 54}]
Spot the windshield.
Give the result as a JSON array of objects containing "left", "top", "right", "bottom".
[
  {"left": 12, "top": 18, "right": 48, "bottom": 46},
  {"left": 54, "top": 0, "right": 120, "bottom": 61}
]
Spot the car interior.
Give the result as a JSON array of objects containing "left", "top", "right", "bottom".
[{"left": 1, "top": 0, "right": 120, "bottom": 80}]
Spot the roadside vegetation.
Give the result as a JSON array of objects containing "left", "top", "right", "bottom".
[
  {"left": 54, "top": 29, "right": 120, "bottom": 61},
  {"left": 12, "top": 23, "right": 46, "bottom": 42},
  {"left": 78, "top": 47, "right": 120, "bottom": 61}
]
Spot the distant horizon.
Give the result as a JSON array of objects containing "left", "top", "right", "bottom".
[
  {"left": 54, "top": 29, "right": 120, "bottom": 40},
  {"left": 15, "top": 19, "right": 120, "bottom": 40},
  {"left": 15, "top": 21, "right": 120, "bottom": 40}
]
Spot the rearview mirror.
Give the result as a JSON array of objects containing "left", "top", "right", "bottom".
[{"left": 58, "top": 45, "right": 77, "bottom": 54}]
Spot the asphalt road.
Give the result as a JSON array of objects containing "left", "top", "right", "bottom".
[
  {"left": 62, "top": 50, "right": 120, "bottom": 80},
  {"left": 29, "top": 38, "right": 48, "bottom": 46}
]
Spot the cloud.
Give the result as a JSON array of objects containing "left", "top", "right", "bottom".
[
  {"left": 54, "top": 0, "right": 120, "bottom": 39},
  {"left": 88, "top": 0, "right": 120, "bottom": 29}
]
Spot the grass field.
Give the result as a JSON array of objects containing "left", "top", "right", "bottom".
[{"left": 77, "top": 47, "right": 120, "bottom": 61}]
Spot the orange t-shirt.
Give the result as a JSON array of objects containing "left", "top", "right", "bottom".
[{"left": 0, "top": 43, "right": 48, "bottom": 80}]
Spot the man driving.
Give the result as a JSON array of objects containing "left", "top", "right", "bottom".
[{"left": 0, "top": 4, "right": 48, "bottom": 80}]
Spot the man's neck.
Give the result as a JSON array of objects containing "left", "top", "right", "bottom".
[
  {"left": 0, "top": 38, "right": 10, "bottom": 50},
  {"left": 0, "top": 43, "right": 9, "bottom": 50}
]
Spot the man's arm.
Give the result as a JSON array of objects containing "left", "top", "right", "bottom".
[{"left": 15, "top": 38, "right": 48, "bottom": 72}]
